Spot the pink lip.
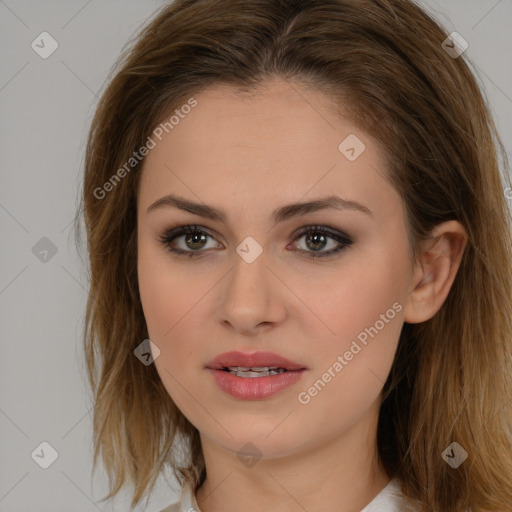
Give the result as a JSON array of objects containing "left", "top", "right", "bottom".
[
  {"left": 207, "top": 368, "right": 306, "bottom": 400},
  {"left": 205, "top": 350, "right": 307, "bottom": 400},
  {"left": 205, "top": 350, "right": 306, "bottom": 371}
]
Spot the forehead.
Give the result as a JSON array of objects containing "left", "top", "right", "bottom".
[
  {"left": 153, "top": 80, "right": 346, "bottom": 160},
  {"left": 138, "top": 78, "right": 397, "bottom": 223}
]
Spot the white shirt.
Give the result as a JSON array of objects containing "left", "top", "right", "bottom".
[{"left": 158, "top": 477, "right": 406, "bottom": 512}]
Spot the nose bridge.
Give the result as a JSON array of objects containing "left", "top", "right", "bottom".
[
  {"left": 227, "top": 243, "right": 269, "bottom": 304},
  {"left": 218, "top": 242, "right": 282, "bottom": 330}
]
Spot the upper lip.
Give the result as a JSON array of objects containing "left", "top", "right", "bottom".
[{"left": 206, "top": 351, "right": 307, "bottom": 371}]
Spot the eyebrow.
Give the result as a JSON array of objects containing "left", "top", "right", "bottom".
[{"left": 146, "top": 193, "right": 372, "bottom": 223}]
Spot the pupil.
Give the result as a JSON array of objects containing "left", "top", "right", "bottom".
[
  {"left": 185, "top": 233, "right": 206, "bottom": 250},
  {"left": 307, "top": 232, "right": 326, "bottom": 251}
]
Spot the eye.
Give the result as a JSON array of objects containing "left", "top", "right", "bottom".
[
  {"left": 156, "top": 224, "right": 353, "bottom": 259},
  {"left": 290, "top": 225, "right": 353, "bottom": 259},
  {"left": 156, "top": 225, "right": 220, "bottom": 257}
]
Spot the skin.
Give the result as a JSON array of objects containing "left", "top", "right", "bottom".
[{"left": 136, "top": 78, "right": 467, "bottom": 512}]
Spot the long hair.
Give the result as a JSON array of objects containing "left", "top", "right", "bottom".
[{"left": 75, "top": 1, "right": 512, "bottom": 510}]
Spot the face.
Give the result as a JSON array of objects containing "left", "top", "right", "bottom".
[{"left": 137, "top": 78, "right": 414, "bottom": 461}]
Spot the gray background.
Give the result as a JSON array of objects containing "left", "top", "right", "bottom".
[{"left": 1, "top": 1, "right": 511, "bottom": 511}]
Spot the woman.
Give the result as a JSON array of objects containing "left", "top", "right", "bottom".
[{"left": 76, "top": 1, "right": 512, "bottom": 511}]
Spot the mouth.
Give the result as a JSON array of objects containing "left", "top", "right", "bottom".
[
  {"left": 219, "top": 366, "right": 291, "bottom": 377},
  {"left": 206, "top": 350, "right": 307, "bottom": 373}
]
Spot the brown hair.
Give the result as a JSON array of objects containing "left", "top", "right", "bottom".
[{"left": 75, "top": 0, "right": 512, "bottom": 510}]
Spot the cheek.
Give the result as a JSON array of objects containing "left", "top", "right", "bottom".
[
  {"left": 137, "top": 241, "right": 203, "bottom": 411},
  {"left": 136, "top": 235, "right": 215, "bottom": 390},
  {"left": 137, "top": 235, "right": 201, "bottom": 339},
  {"left": 301, "top": 258, "right": 405, "bottom": 347},
  {"left": 293, "top": 249, "right": 407, "bottom": 406},
  {"left": 137, "top": 245, "right": 173, "bottom": 338},
  {"left": 295, "top": 277, "right": 404, "bottom": 436}
]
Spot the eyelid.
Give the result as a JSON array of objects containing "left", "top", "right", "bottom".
[{"left": 155, "top": 224, "right": 222, "bottom": 251}]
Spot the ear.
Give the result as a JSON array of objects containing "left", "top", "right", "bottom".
[{"left": 403, "top": 220, "right": 468, "bottom": 324}]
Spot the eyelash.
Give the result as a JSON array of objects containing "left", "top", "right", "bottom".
[{"left": 156, "top": 224, "right": 353, "bottom": 260}]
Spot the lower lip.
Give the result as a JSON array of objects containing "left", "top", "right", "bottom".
[{"left": 207, "top": 368, "right": 306, "bottom": 399}]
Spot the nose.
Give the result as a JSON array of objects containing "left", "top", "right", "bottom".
[{"left": 216, "top": 247, "right": 286, "bottom": 336}]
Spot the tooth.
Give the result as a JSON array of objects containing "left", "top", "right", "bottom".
[
  {"left": 236, "top": 370, "right": 268, "bottom": 377},
  {"left": 227, "top": 366, "right": 282, "bottom": 371},
  {"left": 225, "top": 367, "right": 289, "bottom": 377},
  {"left": 234, "top": 369, "right": 287, "bottom": 377}
]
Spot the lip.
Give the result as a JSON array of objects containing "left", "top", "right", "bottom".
[
  {"left": 205, "top": 350, "right": 308, "bottom": 400},
  {"left": 207, "top": 368, "right": 306, "bottom": 400},
  {"left": 205, "top": 350, "right": 307, "bottom": 371}
]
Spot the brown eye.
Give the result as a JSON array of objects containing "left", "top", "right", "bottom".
[
  {"left": 291, "top": 226, "right": 353, "bottom": 260},
  {"left": 158, "top": 225, "right": 220, "bottom": 257}
]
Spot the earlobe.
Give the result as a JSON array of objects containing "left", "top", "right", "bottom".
[{"left": 403, "top": 221, "right": 468, "bottom": 324}]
